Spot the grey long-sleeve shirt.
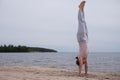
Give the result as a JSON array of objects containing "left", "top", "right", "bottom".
[{"left": 77, "top": 9, "right": 88, "bottom": 34}]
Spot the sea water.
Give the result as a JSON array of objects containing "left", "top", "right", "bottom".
[{"left": 0, "top": 52, "right": 120, "bottom": 72}]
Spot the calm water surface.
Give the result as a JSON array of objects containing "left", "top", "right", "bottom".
[{"left": 0, "top": 52, "right": 120, "bottom": 72}]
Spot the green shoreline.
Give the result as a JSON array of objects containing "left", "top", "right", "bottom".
[{"left": 0, "top": 45, "right": 57, "bottom": 52}]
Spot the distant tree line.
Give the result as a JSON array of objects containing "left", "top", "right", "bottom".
[
  {"left": 0, "top": 45, "right": 28, "bottom": 52},
  {"left": 0, "top": 44, "right": 57, "bottom": 52}
]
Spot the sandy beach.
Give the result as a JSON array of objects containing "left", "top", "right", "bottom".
[{"left": 0, "top": 66, "right": 119, "bottom": 80}]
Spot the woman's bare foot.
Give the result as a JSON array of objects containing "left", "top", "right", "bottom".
[{"left": 79, "top": 1, "right": 86, "bottom": 11}]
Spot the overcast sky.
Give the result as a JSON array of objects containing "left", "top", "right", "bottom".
[{"left": 0, "top": 0, "right": 120, "bottom": 52}]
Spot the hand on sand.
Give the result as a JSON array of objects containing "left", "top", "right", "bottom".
[
  {"left": 78, "top": 73, "right": 84, "bottom": 77},
  {"left": 78, "top": 73, "right": 88, "bottom": 77},
  {"left": 85, "top": 73, "right": 88, "bottom": 77}
]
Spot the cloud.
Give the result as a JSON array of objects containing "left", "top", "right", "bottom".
[{"left": 0, "top": 0, "right": 120, "bottom": 52}]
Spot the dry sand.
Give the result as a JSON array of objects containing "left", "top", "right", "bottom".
[{"left": 0, "top": 66, "right": 120, "bottom": 80}]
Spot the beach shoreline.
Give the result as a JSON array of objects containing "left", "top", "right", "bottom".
[{"left": 0, "top": 66, "right": 119, "bottom": 80}]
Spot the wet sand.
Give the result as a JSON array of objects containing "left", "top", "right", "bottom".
[{"left": 0, "top": 66, "right": 120, "bottom": 80}]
